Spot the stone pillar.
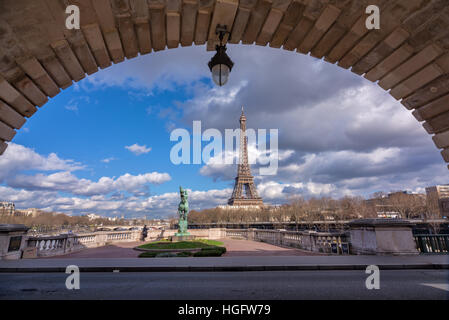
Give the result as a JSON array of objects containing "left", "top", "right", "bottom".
[
  {"left": 348, "top": 219, "right": 418, "bottom": 255},
  {"left": 208, "top": 228, "right": 226, "bottom": 239},
  {"left": 279, "top": 231, "right": 284, "bottom": 246},
  {"left": 131, "top": 230, "right": 141, "bottom": 241},
  {"left": 275, "top": 231, "right": 282, "bottom": 245},
  {"left": 247, "top": 228, "right": 256, "bottom": 241},
  {"left": 0, "top": 224, "right": 30, "bottom": 260},
  {"left": 96, "top": 233, "right": 108, "bottom": 247}
]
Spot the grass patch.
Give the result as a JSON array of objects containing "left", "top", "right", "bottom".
[
  {"left": 197, "top": 239, "right": 224, "bottom": 246},
  {"left": 138, "top": 239, "right": 226, "bottom": 258}
]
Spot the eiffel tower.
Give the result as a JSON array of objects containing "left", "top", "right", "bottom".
[{"left": 228, "top": 107, "right": 263, "bottom": 207}]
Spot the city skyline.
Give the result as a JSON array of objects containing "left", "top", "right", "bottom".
[{"left": 1, "top": 45, "right": 449, "bottom": 218}]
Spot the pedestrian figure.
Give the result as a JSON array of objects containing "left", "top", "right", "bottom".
[{"left": 140, "top": 225, "right": 148, "bottom": 242}]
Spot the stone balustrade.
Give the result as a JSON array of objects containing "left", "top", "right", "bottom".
[
  {"left": 20, "top": 228, "right": 226, "bottom": 258},
  {"left": 25, "top": 230, "right": 142, "bottom": 258},
  {"left": 4, "top": 221, "right": 439, "bottom": 259},
  {"left": 226, "top": 228, "right": 349, "bottom": 255},
  {"left": 225, "top": 229, "right": 249, "bottom": 239}
]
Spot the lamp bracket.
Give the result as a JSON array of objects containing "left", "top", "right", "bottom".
[{"left": 215, "top": 24, "right": 231, "bottom": 43}]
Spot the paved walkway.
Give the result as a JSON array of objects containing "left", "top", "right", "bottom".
[
  {"left": 44, "top": 238, "right": 325, "bottom": 259},
  {"left": 221, "top": 239, "right": 325, "bottom": 256},
  {"left": 46, "top": 242, "right": 142, "bottom": 259}
]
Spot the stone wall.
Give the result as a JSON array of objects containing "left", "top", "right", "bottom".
[
  {"left": 348, "top": 219, "right": 419, "bottom": 255},
  {"left": 0, "top": 224, "right": 29, "bottom": 260}
]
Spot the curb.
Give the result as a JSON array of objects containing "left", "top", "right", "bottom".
[{"left": 0, "top": 263, "right": 448, "bottom": 273}]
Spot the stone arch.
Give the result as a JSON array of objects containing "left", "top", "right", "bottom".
[{"left": 0, "top": 0, "right": 449, "bottom": 168}]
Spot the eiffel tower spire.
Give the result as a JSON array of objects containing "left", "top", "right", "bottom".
[{"left": 228, "top": 107, "right": 263, "bottom": 207}]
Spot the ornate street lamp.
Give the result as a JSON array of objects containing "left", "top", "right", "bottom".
[{"left": 208, "top": 25, "right": 234, "bottom": 86}]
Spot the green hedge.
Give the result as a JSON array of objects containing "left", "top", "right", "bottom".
[
  {"left": 138, "top": 251, "right": 159, "bottom": 258},
  {"left": 139, "top": 239, "right": 224, "bottom": 250},
  {"left": 193, "top": 246, "right": 226, "bottom": 257},
  {"left": 138, "top": 246, "right": 226, "bottom": 258}
]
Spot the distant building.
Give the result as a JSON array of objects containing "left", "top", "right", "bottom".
[
  {"left": 15, "top": 208, "right": 45, "bottom": 217},
  {"left": 426, "top": 185, "right": 449, "bottom": 218},
  {"left": 0, "top": 201, "right": 15, "bottom": 215},
  {"left": 87, "top": 213, "right": 102, "bottom": 220},
  {"left": 366, "top": 193, "right": 397, "bottom": 218},
  {"left": 218, "top": 205, "right": 263, "bottom": 210},
  {"left": 366, "top": 191, "right": 425, "bottom": 219}
]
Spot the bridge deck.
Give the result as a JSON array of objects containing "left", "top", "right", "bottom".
[{"left": 42, "top": 239, "right": 324, "bottom": 259}]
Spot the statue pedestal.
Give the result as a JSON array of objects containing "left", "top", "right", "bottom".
[{"left": 169, "top": 234, "right": 196, "bottom": 242}]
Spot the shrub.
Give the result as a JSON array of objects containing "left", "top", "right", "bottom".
[
  {"left": 176, "top": 251, "right": 193, "bottom": 257},
  {"left": 193, "top": 246, "right": 226, "bottom": 257},
  {"left": 156, "top": 252, "right": 180, "bottom": 257},
  {"left": 138, "top": 252, "right": 158, "bottom": 258}
]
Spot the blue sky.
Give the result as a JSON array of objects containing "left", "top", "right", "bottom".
[
  {"left": 1, "top": 45, "right": 449, "bottom": 218},
  {"left": 14, "top": 77, "right": 223, "bottom": 194}
]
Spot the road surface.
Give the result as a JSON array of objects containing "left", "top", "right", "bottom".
[{"left": 0, "top": 270, "right": 448, "bottom": 300}]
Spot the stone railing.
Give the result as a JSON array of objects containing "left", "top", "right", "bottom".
[
  {"left": 22, "top": 228, "right": 226, "bottom": 258},
  {"left": 225, "top": 229, "right": 249, "bottom": 239},
  {"left": 226, "top": 229, "right": 349, "bottom": 255},
  {"left": 26, "top": 230, "right": 141, "bottom": 258},
  {"left": 414, "top": 234, "right": 449, "bottom": 254}
]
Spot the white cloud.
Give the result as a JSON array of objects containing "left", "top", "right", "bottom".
[
  {"left": 65, "top": 104, "right": 78, "bottom": 112},
  {"left": 0, "top": 143, "right": 84, "bottom": 181},
  {"left": 0, "top": 144, "right": 172, "bottom": 216},
  {"left": 125, "top": 143, "right": 152, "bottom": 155},
  {"left": 0, "top": 185, "right": 230, "bottom": 218},
  {"left": 257, "top": 181, "right": 346, "bottom": 202},
  {"left": 8, "top": 171, "right": 171, "bottom": 196},
  {"left": 101, "top": 157, "right": 116, "bottom": 163}
]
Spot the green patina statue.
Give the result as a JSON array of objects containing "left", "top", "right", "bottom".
[{"left": 175, "top": 186, "right": 190, "bottom": 236}]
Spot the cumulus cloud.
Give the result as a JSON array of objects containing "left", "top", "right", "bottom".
[
  {"left": 0, "top": 143, "right": 84, "bottom": 180},
  {"left": 0, "top": 185, "right": 230, "bottom": 218},
  {"left": 125, "top": 143, "right": 152, "bottom": 155},
  {"left": 0, "top": 144, "right": 172, "bottom": 215},
  {"left": 257, "top": 181, "right": 348, "bottom": 202},
  {"left": 7, "top": 171, "right": 171, "bottom": 196}
]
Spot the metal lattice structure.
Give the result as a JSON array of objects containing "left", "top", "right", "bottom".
[{"left": 228, "top": 107, "right": 263, "bottom": 207}]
